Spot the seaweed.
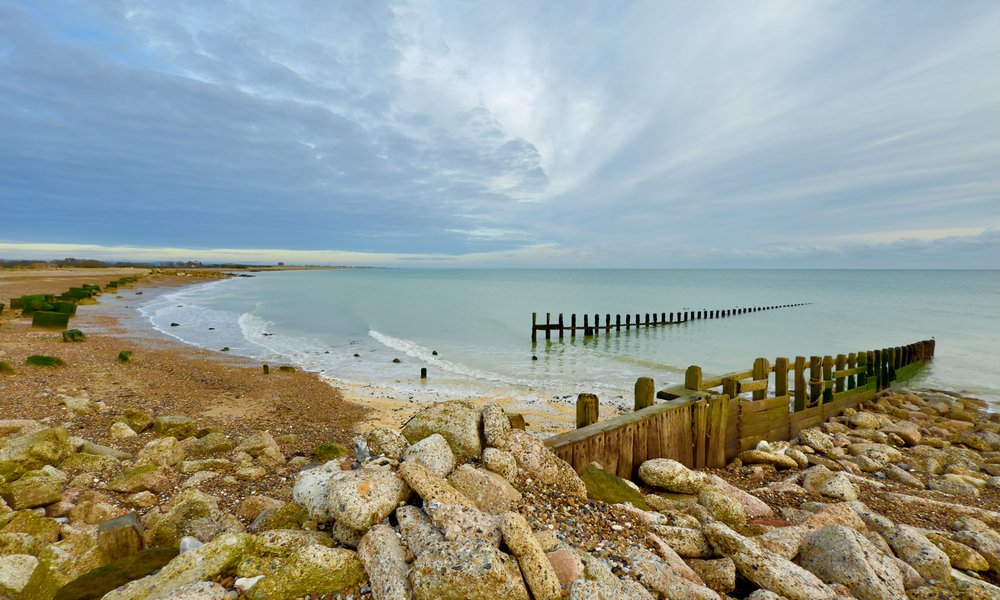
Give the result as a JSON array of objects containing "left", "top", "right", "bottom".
[
  {"left": 53, "top": 302, "right": 78, "bottom": 315},
  {"left": 118, "top": 350, "right": 134, "bottom": 363},
  {"left": 0, "top": 361, "right": 15, "bottom": 375},
  {"left": 62, "top": 329, "right": 86, "bottom": 342},
  {"left": 26, "top": 355, "right": 65, "bottom": 367}
]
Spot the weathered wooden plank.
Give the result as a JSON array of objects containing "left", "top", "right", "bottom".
[
  {"left": 617, "top": 425, "right": 633, "bottom": 480},
  {"left": 693, "top": 400, "right": 708, "bottom": 468},
  {"left": 738, "top": 395, "right": 789, "bottom": 414},
  {"left": 632, "top": 419, "right": 649, "bottom": 479},
  {"left": 707, "top": 394, "right": 730, "bottom": 468},
  {"left": 739, "top": 379, "right": 769, "bottom": 393}
]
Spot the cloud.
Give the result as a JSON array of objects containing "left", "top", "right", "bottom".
[{"left": 1, "top": 1, "right": 998, "bottom": 267}]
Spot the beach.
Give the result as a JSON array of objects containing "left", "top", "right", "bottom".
[{"left": 3, "top": 268, "right": 1000, "bottom": 599}]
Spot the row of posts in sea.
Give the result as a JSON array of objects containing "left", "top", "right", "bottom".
[{"left": 531, "top": 303, "right": 810, "bottom": 342}]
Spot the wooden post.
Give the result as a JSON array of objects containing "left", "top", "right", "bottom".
[
  {"left": 823, "top": 355, "right": 834, "bottom": 403},
  {"left": 685, "top": 365, "right": 703, "bottom": 391},
  {"left": 752, "top": 358, "right": 769, "bottom": 401},
  {"left": 636, "top": 313, "right": 640, "bottom": 326},
  {"left": 420, "top": 367, "right": 427, "bottom": 379},
  {"left": 774, "top": 357, "right": 788, "bottom": 398},
  {"left": 545, "top": 313, "right": 551, "bottom": 340},
  {"left": 594, "top": 314, "right": 600, "bottom": 337},
  {"left": 652, "top": 313, "right": 658, "bottom": 326},
  {"left": 576, "top": 394, "right": 599, "bottom": 428},
  {"left": 873, "top": 349, "right": 883, "bottom": 390},
  {"left": 262, "top": 364, "right": 269, "bottom": 374},
  {"left": 634, "top": 377, "right": 654, "bottom": 411},
  {"left": 794, "top": 356, "right": 806, "bottom": 411},
  {"left": 616, "top": 314, "right": 621, "bottom": 332},
  {"left": 661, "top": 312, "right": 666, "bottom": 323},
  {"left": 669, "top": 312, "right": 674, "bottom": 323},
  {"left": 722, "top": 376, "right": 738, "bottom": 401},
  {"left": 625, "top": 313, "right": 631, "bottom": 329},
  {"left": 605, "top": 314, "right": 611, "bottom": 333},
  {"left": 571, "top": 313, "right": 577, "bottom": 338},
  {"left": 644, "top": 313, "right": 650, "bottom": 327},
  {"left": 856, "top": 351, "right": 867, "bottom": 387},
  {"left": 835, "top": 354, "right": 846, "bottom": 393},
  {"left": 809, "top": 355, "right": 822, "bottom": 405},
  {"left": 707, "top": 394, "right": 729, "bottom": 467},
  {"left": 558, "top": 314, "right": 564, "bottom": 340},
  {"left": 583, "top": 313, "right": 590, "bottom": 336},
  {"left": 531, "top": 312, "right": 537, "bottom": 343},
  {"left": 846, "top": 353, "right": 857, "bottom": 389}
]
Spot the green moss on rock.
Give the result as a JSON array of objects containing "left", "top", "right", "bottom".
[
  {"left": 579, "top": 463, "right": 649, "bottom": 510},
  {"left": 25, "top": 355, "right": 65, "bottom": 367}
]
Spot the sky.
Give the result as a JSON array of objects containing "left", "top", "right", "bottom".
[{"left": 1, "top": 1, "right": 999, "bottom": 268}]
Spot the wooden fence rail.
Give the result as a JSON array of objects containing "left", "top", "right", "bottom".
[
  {"left": 544, "top": 338, "right": 935, "bottom": 481},
  {"left": 531, "top": 303, "right": 810, "bottom": 342}
]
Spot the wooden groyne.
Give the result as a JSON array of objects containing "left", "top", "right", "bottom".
[
  {"left": 544, "top": 338, "right": 935, "bottom": 480},
  {"left": 531, "top": 303, "right": 809, "bottom": 342}
]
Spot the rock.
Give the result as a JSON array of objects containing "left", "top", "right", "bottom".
[
  {"left": 638, "top": 459, "right": 709, "bottom": 494},
  {"left": 160, "top": 581, "right": 228, "bottom": 599},
  {"left": 928, "top": 477, "right": 979, "bottom": 498},
  {"left": 114, "top": 409, "right": 153, "bottom": 433},
  {"left": 500, "top": 512, "right": 561, "bottom": 600},
  {"left": 546, "top": 547, "right": 583, "bottom": 587},
  {"left": 313, "top": 441, "right": 348, "bottom": 462},
  {"left": 738, "top": 450, "right": 799, "bottom": 469},
  {"left": 0, "top": 468, "right": 64, "bottom": 509},
  {"left": 1, "top": 511, "right": 61, "bottom": 544},
  {"left": 408, "top": 539, "right": 529, "bottom": 600},
  {"left": 292, "top": 460, "right": 347, "bottom": 521},
  {"left": 501, "top": 430, "right": 586, "bottom": 497},
  {"left": 151, "top": 416, "right": 197, "bottom": 439},
  {"left": 881, "top": 422, "right": 921, "bottom": 445},
  {"left": 482, "top": 448, "right": 518, "bottom": 481},
  {"left": 952, "top": 517, "right": 1000, "bottom": 572},
  {"left": 0, "top": 554, "right": 38, "bottom": 596},
  {"left": 234, "top": 464, "right": 266, "bottom": 481},
  {"left": 401, "top": 401, "right": 484, "bottom": 462},
  {"left": 703, "top": 522, "right": 835, "bottom": 600},
  {"left": 0, "top": 426, "right": 71, "bottom": 481},
  {"left": 97, "top": 512, "right": 145, "bottom": 561},
  {"left": 107, "top": 465, "right": 176, "bottom": 493},
  {"left": 396, "top": 505, "right": 443, "bottom": 558},
  {"left": 698, "top": 487, "right": 747, "bottom": 527},
  {"left": 799, "top": 428, "right": 835, "bottom": 455},
  {"left": 887, "top": 465, "right": 924, "bottom": 488},
  {"left": 326, "top": 467, "right": 411, "bottom": 531},
  {"left": 365, "top": 428, "right": 410, "bottom": 460},
  {"left": 816, "top": 473, "right": 858, "bottom": 501},
  {"left": 481, "top": 402, "right": 512, "bottom": 449},
  {"left": 925, "top": 532, "right": 990, "bottom": 571},
  {"left": 399, "top": 460, "right": 476, "bottom": 509},
  {"left": 882, "top": 525, "right": 951, "bottom": 582},
  {"left": 358, "top": 524, "right": 411, "bottom": 600},
  {"left": 427, "top": 504, "right": 501, "bottom": 546},
  {"left": 626, "top": 546, "right": 720, "bottom": 599},
  {"left": 754, "top": 524, "right": 807, "bottom": 559},
  {"left": 233, "top": 431, "right": 285, "bottom": 467},
  {"left": 180, "top": 459, "right": 233, "bottom": 474},
  {"left": 653, "top": 526, "right": 714, "bottom": 558},
  {"left": 238, "top": 494, "right": 289, "bottom": 521},
  {"left": 786, "top": 448, "right": 810, "bottom": 469},
  {"left": 849, "top": 412, "right": 882, "bottom": 429},
  {"left": 686, "top": 558, "right": 736, "bottom": 594},
  {"left": 49, "top": 547, "right": 178, "bottom": 600},
  {"left": 799, "top": 525, "right": 905, "bottom": 600},
  {"left": 251, "top": 544, "right": 365, "bottom": 599},
  {"left": 801, "top": 502, "right": 868, "bottom": 533},
  {"left": 146, "top": 489, "right": 245, "bottom": 547},
  {"left": 187, "top": 432, "right": 235, "bottom": 457},
  {"left": 109, "top": 422, "right": 138, "bottom": 440},
  {"left": 704, "top": 475, "right": 772, "bottom": 519},
  {"left": 136, "top": 436, "right": 185, "bottom": 467},
  {"left": 403, "top": 433, "right": 456, "bottom": 477},
  {"left": 103, "top": 533, "right": 251, "bottom": 600},
  {"left": 579, "top": 463, "right": 649, "bottom": 510},
  {"left": 447, "top": 465, "right": 522, "bottom": 514}
]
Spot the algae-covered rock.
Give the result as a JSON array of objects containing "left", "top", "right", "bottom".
[
  {"left": 146, "top": 489, "right": 244, "bottom": 548},
  {"left": 0, "top": 427, "right": 71, "bottom": 482},
  {"left": 151, "top": 416, "right": 196, "bottom": 439},
  {"left": 187, "top": 432, "right": 234, "bottom": 457},
  {"left": 402, "top": 401, "right": 484, "bottom": 462},
  {"left": 0, "top": 467, "right": 65, "bottom": 510},
  {"left": 251, "top": 544, "right": 365, "bottom": 599},
  {"left": 107, "top": 464, "right": 175, "bottom": 493},
  {"left": 0, "top": 511, "right": 61, "bottom": 544},
  {"left": 135, "top": 436, "right": 185, "bottom": 467},
  {"left": 314, "top": 441, "right": 348, "bottom": 462},
  {"left": 103, "top": 533, "right": 251, "bottom": 600},
  {"left": 579, "top": 463, "right": 648, "bottom": 510},
  {"left": 234, "top": 431, "right": 285, "bottom": 467},
  {"left": 0, "top": 554, "right": 39, "bottom": 597},
  {"left": 113, "top": 409, "right": 153, "bottom": 434}
]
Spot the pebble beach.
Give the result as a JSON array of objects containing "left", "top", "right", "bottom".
[{"left": 2, "top": 269, "right": 1000, "bottom": 599}]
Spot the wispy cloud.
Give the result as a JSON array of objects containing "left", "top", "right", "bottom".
[{"left": 1, "top": 1, "right": 998, "bottom": 267}]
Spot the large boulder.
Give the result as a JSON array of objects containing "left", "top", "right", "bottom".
[
  {"left": 135, "top": 437, "right": 185, "bottom": 467},
  {"left": 233, "top": 431, "right": 285, "bottom": 467},
  {"left": 399, "top": 461, "right": 476, "bottom": 509},
  {"left": 698, "top": 487, "right": 746, "bottom": 527},
  {"left": 799, "top": 525, "right": 905, "bottom": 600},
  {"left": 882, "top": 525, "right": 951, "bottom": 582},
  {"left": 626, "top": 547, "right": 720, "bottom": 599},
  {"left": 326, "top": 467, "right": 411, "bottom": 531},
  {"left": 0, "top": 427, "right": 71, "bottom": 481},
  {"left": 0, "top": 554, "right": 39, "bottom": 597},
  {"left": 481, "top": 403, "right": 512, "bottom": 449},
  {"left": 500, "top": 430, "right": 586, "bottom": 497},
  {"left": 447, "top": 465, "right": 522, "bottom": 514},
  {"left": 402, "top": 434, "right": 456, "bottom": 477},
  {"left": 358, "top": 524, "right": 411, "bottom": 600},
  {"left": 146, "top": 489, "right": 245, "bottom": 547},
  {"left": 704, "top": 522, "right": 836, "bottom": 600},
  {"left": 499, "top": 513, "right": 562, "bottom": 600},
  {"left": 402, "top": 401, "right": 484, "bottom": 462},
  {"left": 251, "top": 544, "right": 365, "bottom": 598},
  {"left": 0, "top": 467, "right": 65, "bottom": 509},
  {"left": 292, "top": 460, "right": 342, "bottom": 521},
  {"left": 638, "top": 459, "right": 709, "bottom": 494},
  {"left": 151, "top": 416, "right": 197, "bottom": 439},
  {"left": 365, "top": 428, "right": 410, "bottom": 460},
  {"left": 408, "top": 539, "right": 529, "bottom": 600}
]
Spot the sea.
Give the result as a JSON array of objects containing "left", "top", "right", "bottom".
[{"left": 134, "top": 269, "right": 1000, "bottom": 410}]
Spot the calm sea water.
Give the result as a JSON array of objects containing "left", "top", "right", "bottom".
[{"left": 137, "top": 269, "right": 1000, "bottom": 409}]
